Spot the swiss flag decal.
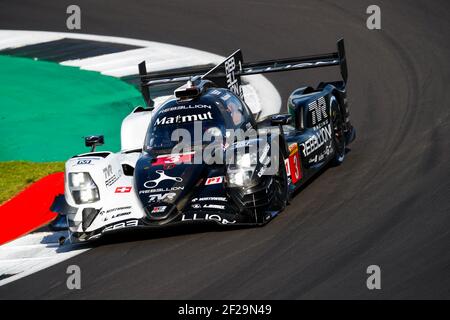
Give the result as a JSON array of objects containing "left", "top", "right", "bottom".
[{"left": 115, "top": 186, "right": 132, "bottom": 193}]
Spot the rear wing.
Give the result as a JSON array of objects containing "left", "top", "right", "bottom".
[{"left": 138, "top": 39, "right": 347, "bottom": 108}]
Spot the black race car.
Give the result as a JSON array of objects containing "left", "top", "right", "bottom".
[{"left": 56, "top": 39, "right": 355, "bottom": 242}]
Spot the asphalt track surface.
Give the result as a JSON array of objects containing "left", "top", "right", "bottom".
[{"left": 1, "top": 0, "right": 449, "bottom": 299}]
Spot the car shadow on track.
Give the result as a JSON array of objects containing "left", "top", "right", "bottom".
[
  {"left": 289, "top": 147, "right": 352, "bottom": 200},
  {"left": 91, "top": 222, "right": 255, "bottom": 247}
]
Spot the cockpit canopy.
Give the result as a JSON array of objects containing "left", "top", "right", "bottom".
[{"left": 144, "top": 88, "right": 255, "bottom": 152}]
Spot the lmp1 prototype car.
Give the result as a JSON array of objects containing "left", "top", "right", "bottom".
[{"left": 53, "top": 39, "right": 355, "bottom": 243}]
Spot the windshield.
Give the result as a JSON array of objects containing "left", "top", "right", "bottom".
[{"left": 144, "top": 104, "right": 227, "bottom": 152}]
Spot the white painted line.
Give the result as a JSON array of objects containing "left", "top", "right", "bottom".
[
  {"left": 0, "top": 231, "right": 89, "bottom": 286},
  {"left": 0, "top": 30, "right": 281, "bottom": 117},
  {"left": 0, "top": 30, "right": 64, "bottom": 50}
]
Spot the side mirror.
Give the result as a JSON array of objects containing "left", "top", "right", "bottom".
[
  {"left": 271, "top": 114, "right": 292, "bottom": 126},
  {"left": 85, "top": 135, "right": 104, "bottom": 152}
]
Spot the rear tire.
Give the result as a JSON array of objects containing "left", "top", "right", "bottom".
[{"left": 331, "top": 96, "right": 346, "bottom": 166}]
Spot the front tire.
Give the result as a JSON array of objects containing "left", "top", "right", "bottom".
[{"left": 272, "top": 151, "right": 289, "bottom": 212}]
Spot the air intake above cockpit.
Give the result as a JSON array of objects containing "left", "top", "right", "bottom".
[{"left": 174, "top": 76, "right": 214, "bottom": 101}]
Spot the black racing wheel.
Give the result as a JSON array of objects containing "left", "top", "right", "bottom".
[
  {"left": 272, "top": 150, "right": 289, "bottom": 212},
  {"left": 330, "top": 96, "right": 346, "bottom": 165}
]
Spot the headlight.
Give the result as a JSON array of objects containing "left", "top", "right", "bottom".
[
  {"left": 228, "top": 168, "right": 255, "bottom": 187},
  {"left": 227, "top": 152, "right": 259, "bottom": 187},
  {"left": 68, "top": 172, "right": 100, "bottom": 204}
]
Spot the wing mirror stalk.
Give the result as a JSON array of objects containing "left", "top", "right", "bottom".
[{"left": 85, "top": 135, "right": 104, "bottom": 152}]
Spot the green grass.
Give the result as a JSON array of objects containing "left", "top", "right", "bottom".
[
  {"left": 0, "top": 161, "right": 64, "bottom": 205},
  {"left": 0, "top": 55, "right": 143, "bottom": 161}
]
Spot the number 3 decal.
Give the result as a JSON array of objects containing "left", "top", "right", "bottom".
[{"left": 288, "top": 144, "right": 302, "bottom": 184}]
